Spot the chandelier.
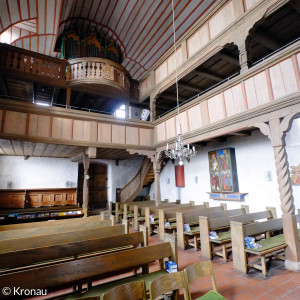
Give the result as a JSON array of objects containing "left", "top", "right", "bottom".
[{"left": 164, "top": 0, "right": 197, "bottom": 165}]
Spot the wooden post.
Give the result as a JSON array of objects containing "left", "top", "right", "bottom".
[
  {"left": 266, "top": 206, "right": 277, "bottom": 219},
  {"left": 145, "top": 207, "right": 151, "bottom": 236},
  {"left": 66, "top": 88, "right": 71, "bottom": 108},
  {"left": 256, "top": 115, "right": 300, "bottom": 270},
  {"left": 133, "top": 205, "right": 139, "bottom": 230},
  {"left": 176, "top": 212, "right": 185, "bottom": 249},
  {"left": 150, "top": 92, "right": 157, "bottom": 122},
  {"left": 231, "top": 221, "right": 247, "bottom": 274},
  {"left": 82, "top": 152, "right": 90, "bottom": 218},
  {"left": 220, "top": 203, "right": 227, "bottom": 210},
  {"left": 203, "top": 201, "right": 209, "bottom": 208},
  {"left": 115, "top": 203, "right": 120, "bottom": 223},
  {"left": 153, "top": 152, "right": 163, "bottom": 206},
  {"left": 241, "top": 205, "right": 249, "bottom": 214},
  {"left": 158, "top": 209, "right": 165, "bottom": 241},
  {"left": 199, "top": 216, "right": 212, "bottom": 260},
  {"left": 123, "top": 203, "right": 128, "bottom": 221}
]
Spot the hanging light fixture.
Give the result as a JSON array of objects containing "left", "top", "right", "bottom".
[{"left": 165, "top": 0, "right": 196, "bottom": 166}]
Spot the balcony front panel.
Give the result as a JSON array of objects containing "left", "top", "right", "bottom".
[
  {"left": 154, "top": 50, "right": 300, "bottom": 145},
  {"left": 0, "top": 101, "right": 153, "bottom": 150},
  {"left": 66, "top": 57, "right": 131, "bottom": 99}
]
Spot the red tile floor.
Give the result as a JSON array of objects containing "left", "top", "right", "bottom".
[
  {"left": 149, "top": 234, "right": 300, "bottom": 300},
  {"left": 30, "top": 234, "right": 300, "bottom": 300}
]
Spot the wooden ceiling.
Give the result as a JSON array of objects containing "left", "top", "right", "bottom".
[
  {"left": 0, "top": 0, "right": 217, "bottom": 80},
  {"left": 0, "top": 139, "right": 139, "bottom": 161}
]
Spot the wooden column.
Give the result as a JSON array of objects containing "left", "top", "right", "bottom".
[
  {"left": 66, "top": 88, "right": 71, "bottom": 108},
  {"left": 238, "top": 42, "right": 248, "bottom": 74},
  {"left": 153, "top": 152, "right": 163, "bottom": 206},
  {"left": 256, "top": 115, "right": 300, "bottom": 271},
  {"left": 83, "top": 152, "right": 90, "bottom": 218},
  {"left": 150, "top": 92, "right": 157, "bottom": 122}
]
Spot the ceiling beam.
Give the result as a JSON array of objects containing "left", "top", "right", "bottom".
[
  {"left": 290, "top": 0, "right": 300, "bottom": 14},
  {"left": 193, "top": 69, "right": 224, "bottom": 81},
  {"left": 217, "top": 52, "right": 240, "bottom": 66},
  {"left": 178, "top": 82, "right": 202, "bottom": 93},
  {"left": 159, "top": 93, "right": 184, "bottom": 102},
  {"left": 72, "top": 92, "right": 85, "bottom": 107},
  {"left": 0, "top": 77, "right": 9, "bottom": 96},
  {"left": 230, "top": 131, "right": 251, "bottom": 137},
  {"left": 51, "top": 87, "right": 60, "bottom": 105},
  {"left": 26, "top": 82, "right": 34, "bottom": 102},
  {"left": 252, "top": 29, "right": 281, "bottom": 51}
]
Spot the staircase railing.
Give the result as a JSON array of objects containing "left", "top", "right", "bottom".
[{"left": 120, "top": 157, "right": 152, "bottom": 203}]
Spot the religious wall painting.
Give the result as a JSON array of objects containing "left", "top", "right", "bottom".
[
  {"left": 290, "top": 163, "right": 300, "bottom": 185},
  {"left": 208, "top": 148, "right": 239, "bottom": 193}
]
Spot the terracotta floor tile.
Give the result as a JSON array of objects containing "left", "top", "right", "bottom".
[
  {"left": 266, "top": 286, "right": 290, "bottom": 298},
  {"left": 286, "top": 286, "right": 300, "bottom": 298},
  {"left": 255, "top": 294, "right": 276, "bottom": 300},
  {"left": 280, "top": 279, "right": 300, "bottom": 291},
  {"left": 231, "top": 292, "right": 256, "bottom": 300}
]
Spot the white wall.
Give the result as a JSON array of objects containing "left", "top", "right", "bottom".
[
  {"left": 0, "top": 156, "right": 78, "bottom": 189},
  {"left": 90, "top": 156, "right": 144, "bottom": 203},
  {"left": 150, "top": 129, "right": 298, "bottom": 217}
]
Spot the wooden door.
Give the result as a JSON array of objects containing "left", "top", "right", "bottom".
[{"left": 77, "top": 163, "right": 108, "bottom": 209}]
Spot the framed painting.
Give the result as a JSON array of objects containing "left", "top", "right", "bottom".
[{"left": 208, "top": 148, "right": 239, "bottom": 193}]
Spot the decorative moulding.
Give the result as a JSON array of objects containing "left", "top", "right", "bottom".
[{"left": 207, "top": 192, "right": 248, "bottom": 201}]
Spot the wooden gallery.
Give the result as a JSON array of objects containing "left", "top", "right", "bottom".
[{"left": 0, "top": 0, "right": 299, "bottom": 299}]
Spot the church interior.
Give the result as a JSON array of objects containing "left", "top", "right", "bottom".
[{"left": 0, "top": 0, "right": 300, "bottom": 299}]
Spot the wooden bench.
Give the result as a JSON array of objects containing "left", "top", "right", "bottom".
[
  {"left": 200, "top": 209, "right": 274, "bottom": 261},
  {"left": 0, "top": 214, "right": 114, "bottom": 232},
  {"left": 157, "top": 204, "right": 209, "bottom": 240},
  {"left": 231, "top": 218, "right": 287, "bottom": 276},
  {"left": 0, "top": 236, "right": 177, "bottom": 299},
  {"left": 144, "top": 203, "right": 194, "bottom": 236},
  {"left": 0, "top": 226, "right": 147, "bottom": 273},
  {"left": 0, "top": 218, "right": 113, "bottom": 240},
  {"left": 178, "top": 208, "right": 246, "bottom": 250}
]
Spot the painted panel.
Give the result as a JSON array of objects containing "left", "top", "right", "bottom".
[
  {"left": 280, "top": 58, "right": 298, "bottom": 95},
  {"left": 209, "top": 1, "right": 234, "bottom": 39},
  {"left": 187, "top": 23, "right": 210, "bottom": 58},
  {"left": 167, "top": 47, "right": 182, "bottom": 74},
  {"left": 200, "top": 101, "right": 210, "bottom": 126},
  {"left": 165, "top": 117, "right": 176, "bottom": 139},
  {"left": 73, "top": 120, "right": 84, "bottom": 141},
  {"left": 83, "top": 121, "right": 91, "bottom": 142},
  {"left": 52, "top": 117, "right": 62, "bottom": 139},
  {"left": 37, "top": 115, "right": 51, "bottom": 138},
  {"left": 139, "top": 128, "right": 151, "bottom": 146},
  {"left": 90, "top": 121, "right": 98, "bottom": 142},
  {"left": 28, "top": 114, "right": 38, "bottom": 136},
  {"left": 112, "top": 124, "right": 125, "bottom": 144},
  {"left": 188, "top": 104, "right": 202, "bottom": 131},
  {"left": 207, "top": 94, "right": 225, "bottom": 123},
  {"left": 4, "top": 111, "right": 27, "bottom": 136},
  {"left": 155, "top": 60, "right": 168, "bottom": 84},
  {"left": 61, "top": 118, "right": 72, "bottom": 140},
  {"left": 245, "top": 0, "right": 261, "bottom": 10},
  {"left": 156, "top": 122, "right": 166, "bottom": 142},
  {"left": 269, "top": 64, "right": 286, "bottom": 100},
  {"left": 176, "top": 111, "right": 189, "bottom": 134},
  {"left": 244, "top": 77, "right": 257, "bottom": 109},
  {"left": 224, "top": 84, "right": 246, "bottom": 117},
  {"left": 126, "top": 126, "right": 139, "bottom": 145},
  {"left": 98, "top": 123, "right": 112, "bottom": 143},
  {"left": 253, "top": 71, "right": 270, "bottom": 105}
]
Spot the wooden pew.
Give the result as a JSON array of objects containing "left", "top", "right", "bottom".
[
  {"left": 0, "top": 228, "right": 147, "bottom": 273},
  {"left": 0, "top": 215, "right": 114, "bottom": 232},
  {"left": 231, "top": 218, "right": 287, "bottom": 276},
  {"left": 0, "top": 219, "right": 113, "bottom": 240},
  {"left": 177, "top": 208, "right": 246, "bottom": 250},
  {"left": 158, "top": 205, "right": 217, "bottom": 242},
  {"left": 0, "top": 236, "right": 177, "bottom": 299},
  {"left": 200, "top": 209, "right": 274, "bottom": 261},
  {"left": 144, "top": 203, "right": 194, "bottom": 236},
  {"left": 175, "top": 206, "right": 224, "bottom": 249}
]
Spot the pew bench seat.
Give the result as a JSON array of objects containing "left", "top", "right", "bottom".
[
  {"left": 63, "top": 270, "right": 168, "bottom": 299},
  {"left": 184, "top": 226, "right": 200, "bottom": 250},
  {"left": 245, "top": 234, "right": 287, "bottom": 276},
  {"left": 210, "top": 230, "right": 232, "bottom": 262}
]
